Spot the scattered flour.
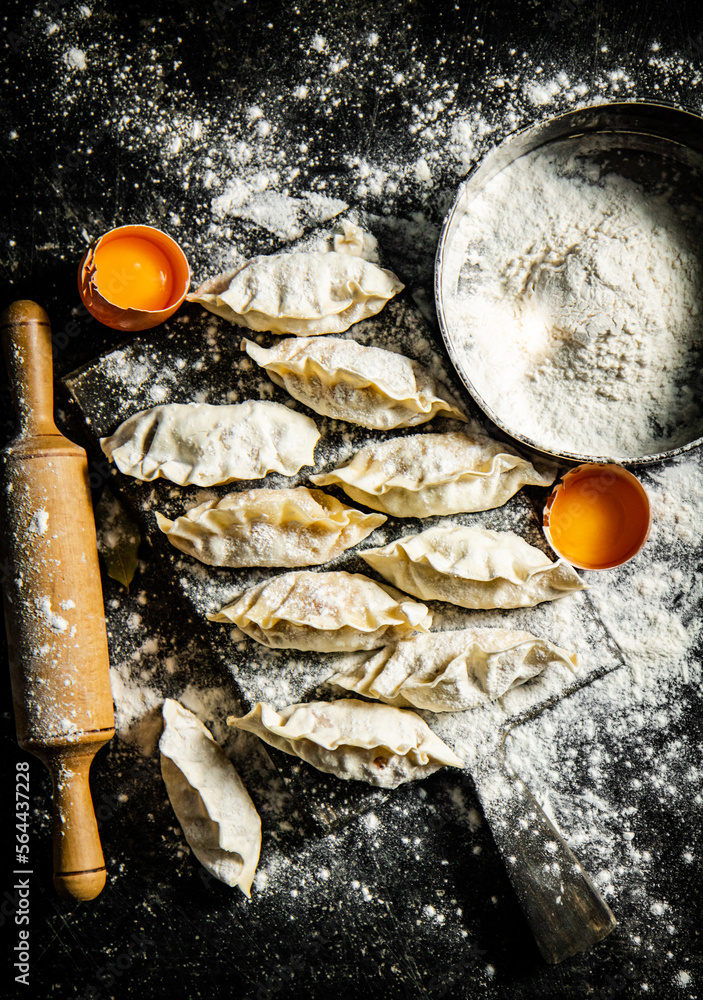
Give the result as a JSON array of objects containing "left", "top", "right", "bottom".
[
  {"left": 109, "top": 661, "right": 164, "bottom": 754},
  {"left": 64, "top": 47, "right": 87, "bottom": 71},
  {"left": 20, "top": 12, "right": 703, "bottom": 987},
  {"left": 29, "top": 508, "right": 49, "bottom": 535},
  {"left": 35, "top": 596, "right": 69, "bottom": 633}
]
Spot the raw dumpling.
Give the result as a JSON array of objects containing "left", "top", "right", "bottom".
[
  {"left": 310, "top": 431, "right": 555, "bottom": 517},
  {"left": 227, "top": 699, "right": 464, "bottom": 788},
  {"left": 155, "top": 487, "right": 386, "bottom": 568},
  {"left": 330, "top": 628, "right": 578, "bottom": 712},
  {"left": 159, "top": 699, "right": 261, "bottom": 896},
  {"left": 332, "top": 218, "right": 379, "bottom": 259},
  {"left": 207, "top": 570, "right": 432, "bottom": 651},
  {"left": 360, "top": 525, "right": 586, "bottom": 609},
  {"left": 100, "top": 401, "right": 319, "bottom": 486},
  {"left": 242, "top": 336, "right": 466, "bottom": 430},
  {"left": 186, "top": 251, "right": 404, "bottom": 335}
]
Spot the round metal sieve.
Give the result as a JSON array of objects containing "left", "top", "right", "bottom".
[{"left": 435, "top": 101, "right": 703, "bottom": 466}]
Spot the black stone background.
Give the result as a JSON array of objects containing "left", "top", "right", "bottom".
[{"left": 1, "top": 2, "right": 702, "bottom": 999}]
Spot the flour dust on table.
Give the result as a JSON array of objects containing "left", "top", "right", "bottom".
[{"left": 7, "top": 1, "right": 703, "bottom": 995}]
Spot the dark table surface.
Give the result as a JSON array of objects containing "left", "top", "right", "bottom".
[{"left": 1, "top": 2, "right": 702, "bottom": 999}]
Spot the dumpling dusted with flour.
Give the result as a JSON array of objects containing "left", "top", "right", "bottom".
[
  {"left": 207, "top": 570, "right": 432, "bottom": 651},
  {"left": 155, "top": 487, "right": 386, "bottom": 568},
  {"left": 242, "top": 336, "right": 466, "bottom": 429},
  {"left": 331, "top": 218, "right": 379, "bottom": 258},
  {"left": 360, "top": 525, "right": 586, "bottom": 609},
  {"left": 311, "top": 431, "right": 555, "bottom": 517},
  {"left": 187, "top": 251, "right": 404, "bottom": 335},
  {"left": 330, "top": 628, "right": 578, "bottom": 712},
  {"left": 159, "top": 699, "right": 261, "bottom": 896},
  {"left": 227, "top": 699, "right": 464, "bottom": 788},
  {"left": 100, "top": 401, "right": 319, "bottom": 486}
]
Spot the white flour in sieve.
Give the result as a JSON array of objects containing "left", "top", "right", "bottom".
[{"left": 441, "top": 136, "right": 703, "bottom": 459}]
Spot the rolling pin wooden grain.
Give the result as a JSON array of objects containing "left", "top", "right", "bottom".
[{"left": 0, "top": 300, "right": 115, "bottom": 902}]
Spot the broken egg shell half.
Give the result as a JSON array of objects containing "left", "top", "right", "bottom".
[
  {"left": 543, "top": 463, "right": 652, "bottom": 571},
  {"left": 78, "top": 224, "right": 190, "bottom": 332}
]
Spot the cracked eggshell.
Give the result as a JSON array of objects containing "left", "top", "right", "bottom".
[{"left": 78, "top": 224, "right": 190, "bottom": 331}]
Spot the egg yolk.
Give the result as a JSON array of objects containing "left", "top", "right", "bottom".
[
  {"left": 93, "top": 236, "right": 173, "bottom": 311},
  {"left": 546, "top": 468, "right": 650, "bottom": 570}
]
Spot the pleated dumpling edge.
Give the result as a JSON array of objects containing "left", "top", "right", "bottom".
[
  {"left": 207, "top": 570, "right": 432, "bottom": 651},
  {"left": 155, "top": 486, "right": 386, "bottom": 568},
  {"left": 310, "top": 430, "right": 556, "bottom": 517},
  {"left": 242, "top": 336, "right": 467, "bottom": 430},
  {"left": 227, "top": 699, "right": 464, "bottom": 788},
  {"left": 187, "top": 250, "right": 404, "bottom": 336},
  {"left": 329, "top": 627, "right": 579, "bottom": 712},
  {"left": 360, "top": 525, "right": 586, "bottom": 610},
  {"left": 100, "top": 400, "right": 320, "bottom": 486}
]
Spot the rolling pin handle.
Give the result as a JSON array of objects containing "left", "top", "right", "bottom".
[
  {"left": 0, "top": 300, "right": 58, "bottom": 438},
  {"left": 46, "top": 748, "right": 108, "bottom": 903}
]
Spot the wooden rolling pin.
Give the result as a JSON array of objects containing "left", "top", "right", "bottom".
[{"left": 0, "top": 300, "right": 114, "bottom": 902}]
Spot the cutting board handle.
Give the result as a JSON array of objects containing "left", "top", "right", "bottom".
[
  {"left": 473, "top": 751, "right": 616, "bottom": 964},
  {"left": 1, "top": 300, "right": 58, "bottom": 438}
]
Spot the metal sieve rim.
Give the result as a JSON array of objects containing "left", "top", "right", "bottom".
[{"left": 434, "top": 99, "right": 703, "bottom": 468}]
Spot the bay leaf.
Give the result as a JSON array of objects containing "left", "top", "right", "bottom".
[{"left": 95, "top": 488, "right": 141, "bottom": 592}]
